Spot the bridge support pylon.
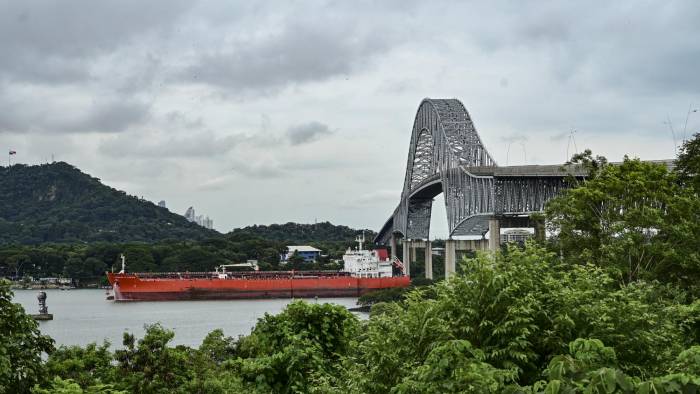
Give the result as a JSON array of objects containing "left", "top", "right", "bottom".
[
  {"left": 390, "top": 235, "right": 398, "bottom": 260},
  {"left": 411, "top": 243, "right": 417, "bottom": 273},
  {"left": 445, "top": 239, "right": 456, "bottom": 279},
  {"left": 534, "top": 218, "right": 546, "bottom": 242},
  {"left": 402, "top": 240, "right": 411, "bottom": 277},
  {"left": 488, "top": 217, "right": 501, "bottom": 252},
  {"left": 424, "top": 241, "right": 433, "bottom": 280}
]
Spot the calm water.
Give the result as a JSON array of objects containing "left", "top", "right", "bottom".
[{"left": 12, "top": 289, "right": 360, "bottom": 348}]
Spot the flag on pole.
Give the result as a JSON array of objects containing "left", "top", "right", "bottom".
[{"left": 9, "top": 150, "right": 16, "bottom": 155}]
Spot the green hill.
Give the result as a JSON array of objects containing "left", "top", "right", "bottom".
[
  {"left": 229, "top": 222, "right": 376, "bottom": 244},
  {"left": 0, "top": 162, "right": 218, "bottom": 244}
]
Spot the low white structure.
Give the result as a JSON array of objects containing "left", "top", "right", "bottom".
[
  {"left": 501, "top": 228, "right": 533, "bottom": 244},
  {"left": 281, "top": 246, "right": 322, "bottom": 262}
]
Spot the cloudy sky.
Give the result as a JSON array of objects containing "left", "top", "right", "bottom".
[{"left": 1, "top": 1, "right": 699, "bottom": 237}]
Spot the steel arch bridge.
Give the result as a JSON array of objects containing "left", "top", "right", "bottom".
[
  {"left": 375, "top": 98, "right": 496, "bottom": 244},
  {"left": 374, "top": 98, "right": 581, "bottom": 245}
]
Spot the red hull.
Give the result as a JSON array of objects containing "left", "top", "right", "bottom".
[{"left": 106, "top": 272, "right": 410, "bottom": 301}]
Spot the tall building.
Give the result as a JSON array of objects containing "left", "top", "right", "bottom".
[
  {"left": 157, "top": 200, "right": 167, "bottom": 208},
  {"left": 183, "top": 206, "right": 213, "bottom": 229},
  {"left": 184, "top": 207, "right": 195, "bottom": 222}
]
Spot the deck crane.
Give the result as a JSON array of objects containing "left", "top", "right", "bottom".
[{"left": 214, "top": 261, "right": 259, "bottom": 279}]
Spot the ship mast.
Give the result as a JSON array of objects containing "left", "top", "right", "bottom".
[{"left": 356, "top": 231, "right": 365, "bottom": 251}]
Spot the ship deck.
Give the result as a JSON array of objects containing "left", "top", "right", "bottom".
[{"left": 121, "top": 270, "right": 354, "bottom": 280}]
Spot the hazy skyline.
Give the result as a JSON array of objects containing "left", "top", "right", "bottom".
[{"left": 1, "top": 1, "right": 699, "bottom": 237}]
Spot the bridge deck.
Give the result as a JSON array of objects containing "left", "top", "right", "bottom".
[
  {"left": 468, "top": 159, "right": 675, "bottom": 177},
  {"left": 467, "top": 164, "right": 586, "bottom": 177}
]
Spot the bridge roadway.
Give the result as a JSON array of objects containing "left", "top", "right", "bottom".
[{"left": 376, "top": 98, "right": 675, "bottom": 280}]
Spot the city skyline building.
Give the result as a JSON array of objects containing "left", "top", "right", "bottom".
[
  {"left": 184, "top": 207, "right": 196, "bottom": 222},
  {"left": 184, "top": 206, "right": 214, "bottom": 230}
]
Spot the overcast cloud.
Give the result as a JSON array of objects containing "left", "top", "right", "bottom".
[
  {"left": 287, "top": 122, "right": 333, "bottom": 145},
  {"left": 1, "top": 1, "right": 699, "bottom": 238}
]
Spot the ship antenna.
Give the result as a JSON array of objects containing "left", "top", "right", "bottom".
[
  {"left": 356, "top": 232, "right": 365, "bottom": 251},
  {"left": 119, "top": 254, "right": 126, "bottom": 274}
]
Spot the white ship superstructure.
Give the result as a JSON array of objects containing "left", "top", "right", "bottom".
[{"left": 342, "top": 233, "right": 394, "bottom": 278}]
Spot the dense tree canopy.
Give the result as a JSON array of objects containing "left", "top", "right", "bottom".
[
  {"left": 545, "top": 149, "right": 700, "bottom": 292},
  {"left": 230, "top": 222, "right": 376, "bottom": 243},
  {"left": 677, "top": 132, "right": 700, "bottom": 192}
]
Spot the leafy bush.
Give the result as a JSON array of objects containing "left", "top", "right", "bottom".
[{"left": 0, "top": 280, "right": 54, "bottom": 393}]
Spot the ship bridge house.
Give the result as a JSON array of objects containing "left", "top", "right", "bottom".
[{"left": 281, "top": 246, "right": 322, "bottom": 263}]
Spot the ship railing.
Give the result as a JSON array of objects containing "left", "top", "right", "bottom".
[{"left": 128, "top": 270, "right": 354, "bottom": 280}]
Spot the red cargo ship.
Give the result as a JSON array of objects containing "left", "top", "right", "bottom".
[
  {"left": 106, "top": 270, "right": 409, "bottom": 301},
  {"left": 106, "top": 236, "right": 409, "bottom": 301}
]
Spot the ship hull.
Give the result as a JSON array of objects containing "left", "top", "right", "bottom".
[{"left": 107, "top": 272, "right": 410, "bottom": 301}]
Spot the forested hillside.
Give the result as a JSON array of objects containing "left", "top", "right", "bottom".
[
  {"left": 0, "top": 162, "right": 376, "bottom": 280},
  {"left": 230, "top": 222, "right": 376, "bottom": 243},
  {"left": 0, "top": 162, "right": 216, "bottom": 244}
]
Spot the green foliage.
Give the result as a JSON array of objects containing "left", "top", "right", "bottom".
[
  {"left": 393, "top": 340, "right": 510, "bottom": 393},
  {"left": 529, "top": 338, "right": 634, "bottom": 393},
  {"left": 357, "top": 286, "right": 409, "bottom": 306},
  {"left": 357, "top": 278, "right": 437, "bottom": 307},
  {"left": 546, "top": 154, "right": 700, "bottom": 288},
  {"left": 233, "top": 301, "right": 359, "bottom": 393},
  {"left": 32, "top": 377, "right": 126, "bottom": 394},
  {"left": 0, "top": 280, "right": 54, "bottom": 393},
  {"left": 287, "top": 251, "right": 308, "bottom": 270},
  {"left": 113, "top": 324, "right": 195, "bottom": 393},
  {"left": 518, "top": 341, "right": 700, "bottom": 393},
  {"left": 337, "top": 243, "right": 698, "bottom": 393},
  {"left": 45, "top": 342, "right": 114, "bottom": 389},
  {"left": 231, "top": 222, "right": 376, "bottom": 243},
  {"left": 198, "top": 329, "right": 238, "bottom": 364},
  {"left": 0, "top": 162, "right": 216, "bottom": 244},
  {"left": 677, "top": 132, "right": 700, "bottom": 191}
]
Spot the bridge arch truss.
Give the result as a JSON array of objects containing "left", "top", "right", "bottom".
[{"left": 376, "top": 98, "right": 497, "bottom": 244}]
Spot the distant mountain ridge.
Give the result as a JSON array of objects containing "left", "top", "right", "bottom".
[
  {"left": 0, "top": 162, "right": 217, "bottom": 244},
  {"left": 229, "top": 222, "right": 377, "bottom": 244}
]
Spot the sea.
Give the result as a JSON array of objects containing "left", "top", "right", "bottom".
[{"left": 11, "top": 289, "right": 361, "bottom": 348}]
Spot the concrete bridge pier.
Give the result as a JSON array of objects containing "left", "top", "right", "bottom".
[
  {"left": 402, "top": 240, "right": 411, "bottom": 277},
  {"left": 534, "top": 218, "right": 546, "bottom": 242},
  {"left": 411, "top": 243, "right": 417, "bottom": 273},
  {"left": 445, "top": 239, "right": 456, "bottom": 279},
  {"left": 424, "top": 241, "right": 433, "bottom": 280},
  {"left": 488, "top": 217, "right": 501, "bottom": 252},
  {"left": 390, "top": 235, "right": 398, "bottom": 260}
]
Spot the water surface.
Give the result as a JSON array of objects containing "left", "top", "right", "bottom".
[{"left": 12, "top": 289, "right": 359, "bottom": 348}]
